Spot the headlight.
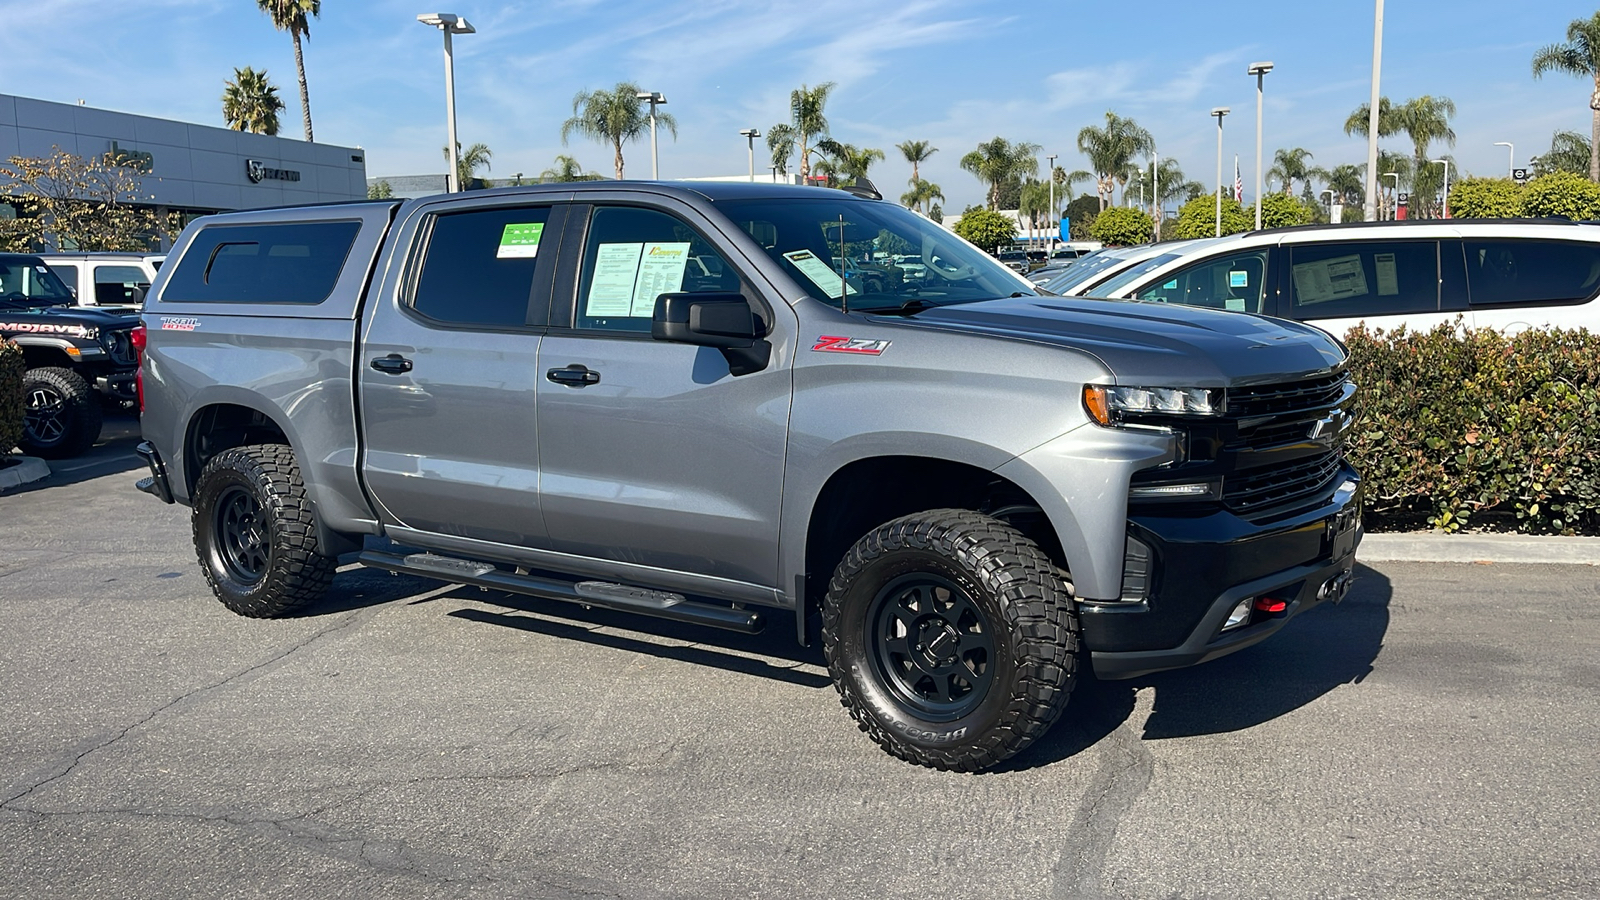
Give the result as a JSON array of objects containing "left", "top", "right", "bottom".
[
  {"left": 81, "top": 326, "right": 100, "bottom": 341},
  {"left": 1083, "top": 385, "right": 1222, "bottom": 426}
]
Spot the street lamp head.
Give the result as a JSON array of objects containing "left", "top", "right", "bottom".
[
  {"left": 1494, "top": 142, "right": 1512, "bottom": 147},
  {"left": 416, "top": 12, "right": 474, "bottom": 33},
  {"left": 1212, "top": 106, "right": 1230, "bottom": 117},
  {"left": 1247, "top": 62, "right": 1274, "bottom": 76},
  {"left": 637, "top": 91, "right": 666, "bottom": 104},
  {"left": 739, "top": 128, "right": 760, "bottom": 138}
]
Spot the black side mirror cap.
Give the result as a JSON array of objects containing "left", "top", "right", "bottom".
[{"left": 652, "top": 292, "right": 771, "bottom": 376}]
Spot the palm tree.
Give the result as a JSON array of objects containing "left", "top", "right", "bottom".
[
  {"left": 1077, "top": 112, "right": 1153, "bottom": 211},
  {"left": 255, "top": 0, "right": 319, "bottom": 142},
  {"left": 1018, "top": 178, "right": 1053, "bottom": 242},
  {"left": 1266, "top": 148, "right": 1327, "bottom": 196},
  {"left": 896, "top": 140, "right": 937, "bottom": 183},
  {"left": 1346, "top": 95, "right": 1455, "bottom": 217},
  {"left": 790, "top": 82, "right": 836, "bottom": 182},
  {"left": 221, "top": 66, "right": 285, "bottom": 136},
  {"left": 540, "top": 154, "right": 595, "bottom": 183},
  {"left": 443, "top": 142, "right": 492, "bottom": 189},
  {"left": 815, "top": 142, "right": 884, "bottom": 186},
  {"left": 960, "top": 137, "right": 1041, "bottom": 210},
  {"left": 1533, "top": 130, "right": 1593, "bottom": 176},
  {"left": 561, "top": 82, "right": 677, "bottom": 180},
  {"left": 1325, "top": 163, "right": 1366, "bottom": 207},
  {"left": 900, "top": 178, "right": 944, "bottom": 214},
  {"left": 766, "top": 124, "right": 796, "bottom": 176},
  {"left": 1533, "top": 12, "right": 1600, "bottom": 181}
]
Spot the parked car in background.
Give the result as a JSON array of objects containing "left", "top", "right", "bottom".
[
  {"left": 1063, "top": 220, "right": 1600, "bottom": 335},
  {"left": 1027, "top": 261, "right": 1074, "bottom": 286},
  {"left": 1039, "top": 240, "right": 1217, "bottom": 297},
  {"left": 37, "top": 252, "right": 158, "bottom": 308},
  {"left": 996, "top": 248, "right": 1029, "bottom": 272}
]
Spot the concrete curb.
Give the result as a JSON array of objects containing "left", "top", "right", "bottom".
[
  {"left": 1360, "top": 532, "right": 1599, "bottom": 565},
  {"left": 0, "top": 456, "right": 50, "bottom": 492}
]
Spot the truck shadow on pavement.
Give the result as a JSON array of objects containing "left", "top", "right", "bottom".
[
  {"left": 1004, "top": 562, "right": 1393, "bottom": 770},
  {"left": 7, "top": 412, "right": 143, "bottom": 494}
]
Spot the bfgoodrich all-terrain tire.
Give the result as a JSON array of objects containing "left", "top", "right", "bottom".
[
  {"left": 822, "top": 509, "right": 1079, "bottom": 771},
  {"left": 192, "top": 444, "right": 336, "bottom": 618},
  {"left": 19, "top": 367, "right": 102, "bottom": 459}
]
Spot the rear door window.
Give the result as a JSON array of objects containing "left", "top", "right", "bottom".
[
  {"left": 164, "top": 221, "right": 361, "bottom": 304},
  {"left": 1463, "top": 239, "right": 1600, "bottom": 306},
  {"left": 92, "top": 264, "right": 150, "bottom": 305},
  {"left": 51, "top": 264, "right": 79, "bottom": 295},
  {"left": 1287, "top": 241, "right": 1438, "bottom": 320},
  {"left": 1132, "top": 250, "right": 1270, "bottom": 313},
  {"left": 408, "top": 205, "right": 553, "bottom": 328}
]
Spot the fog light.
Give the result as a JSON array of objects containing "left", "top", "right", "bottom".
[{"left": 1222, "top": 598, "right": 1252, "bottom": 631}]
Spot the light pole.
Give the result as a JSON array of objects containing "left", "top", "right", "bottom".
[
  {"left": 1046, "top": 153, "right": 1057, "bottom": 254},
  {"left": 1321, "top": 189, "right": 1335, "bottom": 222},
  {"left": 739, "top": 128, "right": 760, "bottom": 182},
  {"left": 1212, "top": 107, "right": 1230, "bottom": 237},
  {"left": 1364, "top": 0, "right": 1384, "bottom": 220},
  {"left": 1431, "top": 158, "right": 1450, "bottom": 218},
  {"left": 1494, "top": 141, "right": 1514, "bottom": 179},
  {"left": 636, "top": 91, "right": 666, "bottom": 179},
  {"left": 1151, "top": 149, "right": 1160, "bottom": 240},
  {"left": 1248, "top": 61, "right": 1274, "bottom": 231},
  {"left": 417, "top": 12, "right": 475, "bottom": 193},
  {"left": 1382, "top": 172, "right": 1399, "bottom": 220}
]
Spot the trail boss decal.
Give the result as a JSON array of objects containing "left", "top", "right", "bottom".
[
  {"left": 812, "top": 335, "right": 891, "bottom": 355},
  {"left": 160, "top": 317, "right": 201, "bottom": 331},
  {"left": 0, "top": 321, "right": 93, "bottom": 337}
]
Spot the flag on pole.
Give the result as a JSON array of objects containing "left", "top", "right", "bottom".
[{"left": 1233, "top": 156, "right": 1243, "bottom": 203}]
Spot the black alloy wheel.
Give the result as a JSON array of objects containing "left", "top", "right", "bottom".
[
  {"left": 867, "top": 572, "right": 995, "bottom": 721},
  {"left": 23, "top": 383, "right": 67, "bottom": 446},
  {"left": 211, "top": 484, "right": 270, "bottom": 585}
]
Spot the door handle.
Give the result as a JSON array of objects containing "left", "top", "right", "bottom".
[
  {"left": 546, "top": 364, "right": 600, "bottom": 387},
  {"left": 370, "top": 354, "right": 413, "bottom": 375}
]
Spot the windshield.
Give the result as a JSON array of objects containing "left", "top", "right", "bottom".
[
  {"left": 1087, "top": 253, "right": 1185, "bottom": 297},
  {"left": 714, "top": 197, "right": 1035, "bottom": 311},
  {"left": 1040, "top": 249, "right": 1138, "bottom": 295},
  {"left": 0, "top": 259, "right": 74, "bottom": 307}
]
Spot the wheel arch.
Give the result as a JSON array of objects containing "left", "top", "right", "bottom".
[{"left": 180, "top": 397, "right": 295, "bottom": 499}]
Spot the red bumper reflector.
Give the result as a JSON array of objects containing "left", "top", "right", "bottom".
[{"left": 1253, "top": 597, "right": 1288, "bottom": 614}]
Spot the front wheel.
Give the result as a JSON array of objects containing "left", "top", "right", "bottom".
[
  {"left": 19, "top": 367, "right": 102, "bottom": 458},
  {"left": 192, "top": 444, "right": 336, "bottom": 618},
  {"left": 822, "top": 509, "right": 1079, "bottom": 771}
]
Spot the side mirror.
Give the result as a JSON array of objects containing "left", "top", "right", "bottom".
[{"left": 652, "top": 292, "right": 771, "bottom": 376}]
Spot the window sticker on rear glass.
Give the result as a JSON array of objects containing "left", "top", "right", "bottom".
[
  {"left": 1229, "top": 270, "right": 1248, "bottom": 288},
  {"left": 782, "top": 249, "right": 856, "bottom": 299},
  {"left": 1374, "top": 252, "right": 1399, "bottom": 296},
  {"left": 1293, "top": 254, "right": 1368, "bottom": 305},
  {"left": 496, "top": 222, "right": 544, "bottom": 258}
]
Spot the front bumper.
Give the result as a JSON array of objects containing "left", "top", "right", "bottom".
[{"left": 1086, "top": 470, "right": 1362, "bottom": 680}]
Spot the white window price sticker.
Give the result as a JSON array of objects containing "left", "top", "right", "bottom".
[
  {"left": 1293, "top": 254, "right": 1369, "bottom": 305},
  {"left": 630, "top": 242, "right": 691, "bottom": 316},
  {"left": 497, "top": 222, "right": 544, "bottom": 258},
  {"left": 585, "top": 243, "right": 644, "bottom": 317},
  {"left": 783, "top": 249, "right": 855, "bottom": 299},
  {"left": 1374, "top": 252, "right": 1399, "bottom": 296}
]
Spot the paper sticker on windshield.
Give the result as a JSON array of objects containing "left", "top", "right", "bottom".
[
  {"left": 1229, "top": 270, "right": 1248, "bottom": 288},
  {"left": 630, "top": 242, "right": 691, "bottom": 316},
  {"left": 783, "top": 249, "right": 856, "bottom": 299},
  {"left": 1225, "top": 298, "right": 1246, "bottom": 312},
  {"left": 496, "top": 222, "right": 544, "bottom": 258},
  {"left": 1374, "top": 252, "right": 1399, "bottom": 296}
]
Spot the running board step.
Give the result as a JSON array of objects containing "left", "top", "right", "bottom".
[{"left": 356, "top": 550, "right": 764, "bottom": 634}]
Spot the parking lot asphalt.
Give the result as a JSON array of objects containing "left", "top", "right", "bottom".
[{"left": 2, "top": 421, "right": 1598, "bottom": 899}]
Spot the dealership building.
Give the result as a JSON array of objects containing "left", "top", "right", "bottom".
[{"left": 0, "top": 92, "right": 368, "bottom": 246}]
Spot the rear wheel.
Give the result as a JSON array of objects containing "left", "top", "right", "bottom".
[
  {"left": 18, "top": 367, "right": 102, "bottom": 458},
  {"left": 192, "top": 444, "right": 335, "bottom": 618},
  {"left": 822, "top": 509, "right": 1079, "bottom": 771}
]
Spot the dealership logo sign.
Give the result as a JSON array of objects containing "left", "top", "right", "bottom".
[{"left": 245, "top": 159, "right": 302, "bottom": 184}]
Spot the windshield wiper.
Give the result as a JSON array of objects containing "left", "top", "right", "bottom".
[{"left": 863, "top": 298, "right": 936, "bottom": 316}]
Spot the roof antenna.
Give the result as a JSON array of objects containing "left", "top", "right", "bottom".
[{"left": 837, "top": 214, "right": 849, "bottom": 315}]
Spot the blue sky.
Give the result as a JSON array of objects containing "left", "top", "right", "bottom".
[{"left": 1, "top": 0, "right": 1593, "bottom": 211}]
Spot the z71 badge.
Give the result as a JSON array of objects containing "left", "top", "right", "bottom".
[{"left": 812, "top": 335, "right": 890, "bottom": 355}]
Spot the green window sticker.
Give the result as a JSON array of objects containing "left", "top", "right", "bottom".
[
  {"left": 1228, "top": 270, "right": 1248, "bottom": 288},
  {"left": 1162, "top": 279, "right": 1178, "bottom": 290},
  {"left": 497, "top": 222, "right": 544, "bottom": 259}
]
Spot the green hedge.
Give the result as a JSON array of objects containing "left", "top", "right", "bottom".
[
  {"left": 1344, "top": 323, "right": 1600, "bottom": 534},
  {"left": 0, "top": 340, "right": 23, "bottom": 456}
]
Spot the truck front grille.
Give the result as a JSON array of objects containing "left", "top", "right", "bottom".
[
  {"left": 1222, "top": 449, "right": 1344, "bottom": 514},
  {"left": 1228, "top": 371, "right": 1348, "bottom": 418}
]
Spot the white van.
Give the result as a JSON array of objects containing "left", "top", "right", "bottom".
[
  {"left": 36, "top": 252, "right": 158, "bottom": 308},
  {"left": 1060, "top": 220, "right": 1600, "bottom": 334}
]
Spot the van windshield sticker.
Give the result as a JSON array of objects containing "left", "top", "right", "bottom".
[
  {"left": 783, "top": 249, "right": 856, "bottom": 299},
  {"left": 496, "top": 222, "right": 545, "bottom": 259},
  {"left": 1292, "top": 254, "right": 1368, "bottom": 305}
]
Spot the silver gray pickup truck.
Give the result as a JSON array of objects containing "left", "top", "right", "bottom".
[{"left": 132, "top": 182, "right": 1360, "bottom": 771}]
